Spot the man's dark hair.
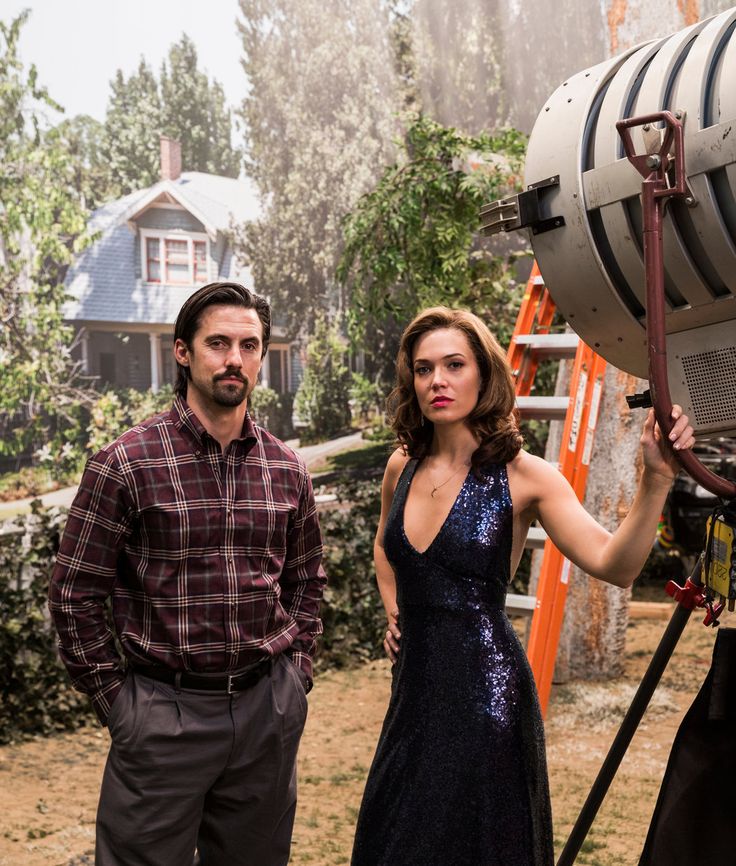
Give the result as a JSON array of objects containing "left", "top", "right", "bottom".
[{"left": 173, "top": 281, "right": 271, "bottom": 397}]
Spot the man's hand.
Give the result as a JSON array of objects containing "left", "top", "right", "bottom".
[
  {"left": 383, "top": 608, "right": 401, "bottom": 663},
  {"left": 641, "top": 404, "right": 695, "bottom": 481}
]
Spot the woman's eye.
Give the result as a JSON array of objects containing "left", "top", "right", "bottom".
[
  {"left": 414, "top": 366, "right": 430, "bottom": 375},
  {"left": 449, "top": 361, "right": 463, "bottom": 369}
]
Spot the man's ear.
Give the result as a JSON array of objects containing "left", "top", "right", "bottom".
[{"left": 174, "top": 339, "right": 190, "bottom": 367}]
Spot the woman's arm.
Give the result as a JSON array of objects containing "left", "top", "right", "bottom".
[
  {"left": 375, "top": 448, "right": 409, "bottom": 662},
  {"left": 525, "top": 406, "right": 694, "bottom": 588}
]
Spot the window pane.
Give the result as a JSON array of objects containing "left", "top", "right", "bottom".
[
  {"left": 194, "top": 241, "right": 207, "bottom": 282},
  {"left": 146, "top": 238, "right": 160, "bottom": 282},
  {"left": 165, "top": 239, "right": 190, "bottom": 283}
]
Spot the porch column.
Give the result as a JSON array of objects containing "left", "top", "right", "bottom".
[
  {"left": 260, "top": 351, "right": 271, "bottom": 389},
  {"left": 149, "top": 332, "right": 161, "bottom": 393},
  {"left": 80, "top": 329, "right": 90, "bottom": 373}
]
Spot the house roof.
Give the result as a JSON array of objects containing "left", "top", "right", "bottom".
[{"left": 64, "top": 172, "right": 259, "bottom": 327}]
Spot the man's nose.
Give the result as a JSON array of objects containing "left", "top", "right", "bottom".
[{"left": 224, "top": 344, "right": 243, "bottom": 368}]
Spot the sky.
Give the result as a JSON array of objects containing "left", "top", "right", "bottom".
[{"left": 4, "top": 0, "right": 246, "bottom": 122}]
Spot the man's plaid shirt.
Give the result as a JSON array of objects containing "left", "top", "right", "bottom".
[{"left": 49, "top": 396, "right": 327, "bottom": 723}]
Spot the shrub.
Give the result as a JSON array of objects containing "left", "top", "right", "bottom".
[
  {"left": 250, "top": 387, "right": 295, "bottom": 441},
  {"left": 315, "top": 477, "right": 386, "bottom": 671},
  {"left": 294, "top": 316, "right": 352, "bottom": 444},
  {"left": 0, "top": 502, "right": 93, "bottom": 743},
  {"left": 87, "top": 385, "right": 174, "bottom": 453},
  {"left": 349, "top": 372, "right": 384, "bottom": 427}
]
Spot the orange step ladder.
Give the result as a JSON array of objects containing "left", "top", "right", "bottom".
[{"left": 504, "top": 262, "right": 607, "bottom": 716}]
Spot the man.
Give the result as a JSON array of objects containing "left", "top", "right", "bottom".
[{"left": 49, "top": 282, "right": 326, "bottom": 866}]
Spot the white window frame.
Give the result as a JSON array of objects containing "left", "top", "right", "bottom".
[{"left": 140, "top": 229, "right": 210, "bottom": 285}]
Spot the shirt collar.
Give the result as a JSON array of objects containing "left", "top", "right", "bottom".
[{"left": 170, "top": 395, "right": 258, "bottom": 449}]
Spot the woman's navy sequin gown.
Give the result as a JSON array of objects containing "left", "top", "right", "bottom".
[{"left": 351, "top": 459, "right": 553, "bottom": 866}]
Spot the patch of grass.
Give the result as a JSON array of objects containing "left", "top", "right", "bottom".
[{"left": 311, "top": 440, "right": 390, "bottom": 478}]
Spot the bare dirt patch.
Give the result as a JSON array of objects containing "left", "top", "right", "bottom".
[{"left": 0, "top": 610, "right": 717, "bottom": 866}]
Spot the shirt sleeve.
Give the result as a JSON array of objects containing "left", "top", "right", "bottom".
[
  {"left": 48, "top": 448, "right": 135, "bottom": 724},
  {"left": 280, "top": 465, "right": 327, "bottom": 689}
]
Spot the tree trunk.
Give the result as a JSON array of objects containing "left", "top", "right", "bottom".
[{"left": 554, "top": 367, "right": 649, "bottom": 681}]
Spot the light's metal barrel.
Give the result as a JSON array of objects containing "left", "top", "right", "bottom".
[{"left": 525, "top": 9, "right": 736, "bottom": 437}]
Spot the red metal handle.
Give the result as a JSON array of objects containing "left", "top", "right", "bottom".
[{"left": 616, "top": 112, "right": 736, "bottom": 501}]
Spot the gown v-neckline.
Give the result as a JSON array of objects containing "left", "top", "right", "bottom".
[{"left": 400, "top": 458, "right": 471, "bottom": 556}]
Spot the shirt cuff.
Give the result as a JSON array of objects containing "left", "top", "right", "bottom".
[
  {"left": 90, "top": 675, "right": 126, "bottom": 726},
  {"left": 287, "top": 649, "right": 313, "bottom": 693}
]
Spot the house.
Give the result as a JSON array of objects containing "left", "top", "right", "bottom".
[{"left": 64, "top": 137, "right": 298, "bottom": 396}]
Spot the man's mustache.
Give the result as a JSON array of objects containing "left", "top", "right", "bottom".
[{"left": 215, "top": 370, "right": 248, "bottom": 384}]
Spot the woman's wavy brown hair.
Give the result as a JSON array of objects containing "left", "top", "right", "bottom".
[{"left": 388, "top": 307, "right": 523, "bottom": 468}]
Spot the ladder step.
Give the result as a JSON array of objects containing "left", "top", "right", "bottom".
[
  {"left": 516, "top": 396, "right": 570, "bottom": 420},
  {"left": 512, "top": 333, "right": 579, "bottom": 360},
  {"left": 505, "top": 593, "right": 537, "bottom": 617},
  {"left": 525, "top": 525, "right": 548, "bottom": 549}
]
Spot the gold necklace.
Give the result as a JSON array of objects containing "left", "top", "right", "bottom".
[{"left": 426, "top": 461, "right": 469, "bottom": 498}]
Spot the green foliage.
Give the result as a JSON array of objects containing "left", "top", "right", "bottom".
[
  {"left": 46, "top": 114, "right": 112, "bottom": 211},
  {"left": 235, "top": 0, "right": 402, "bottom": 335},
  {"left": 0, "top": 502, "right": 93, "bottom": 743},
  {"left": 0, "top": 12, "right": 95, "bottom": 464},
  {"left": 349, "top": 372, "right": 385, "bottom": 426},
  {"left": 101, "top": 60, "right": 162, "bottom": 195},
  {"left": 339, "top": 114, "right": 528, "bottom": 346},
  {"left": 249, "top": 386, "right": 294, "bottom": 441},
  {"left": 86, "top": 386, "right": 174, "bottom": 454},
  {"left": 160, "top": 36, "right": 242, "bottom": 179},
  {"left": 316, "top": 477, "right": 386, "bottom": 670},
  {"left": 101, "top": 35, "right": 241, "bottom": 198},
  {"left": 294, "top": 317, "right": 352, "bottom": 444}
]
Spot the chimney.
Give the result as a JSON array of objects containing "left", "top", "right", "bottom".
[{"left": 160, "top": 136, "right": 182, "bottom": 181}]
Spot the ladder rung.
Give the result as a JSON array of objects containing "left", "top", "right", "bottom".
[
  {"left": 525, "top": 525, "right": 548, "bottom": 549},
  {"left": 512, "top": 333, "right": 579, "bottom": 360},
  {"left": 505, "top": 593, "right": 536, "bottom": 616},
  {"left": 516, "top": 396, "right": 570, "bottom": 420}
]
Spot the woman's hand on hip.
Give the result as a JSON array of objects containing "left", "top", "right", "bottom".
[{"left": 383, "top": 609, "right": 401, "bottom": 663}]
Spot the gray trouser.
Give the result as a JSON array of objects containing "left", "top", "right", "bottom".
[{"left": 96, "top": 655, "right": 308, "bottom": 866}]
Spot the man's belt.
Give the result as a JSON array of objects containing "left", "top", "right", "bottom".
[{"left": 131, "top": 658, "right": 272, "bottom": 694}]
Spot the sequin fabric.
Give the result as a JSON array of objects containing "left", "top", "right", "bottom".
[{"left": 351, "top": 459, "right": 553, "bottom": 866}]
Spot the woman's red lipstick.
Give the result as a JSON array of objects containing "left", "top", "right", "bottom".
[{"left": 431, "top": 396, "right": 453, "bottom": 406}]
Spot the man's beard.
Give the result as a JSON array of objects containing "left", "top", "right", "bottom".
[{"left": 212, "top": 374, "right": 249, "bottom": 407}]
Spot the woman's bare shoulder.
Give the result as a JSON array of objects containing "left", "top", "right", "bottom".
[
  {"left": 383, "top": 448, "right": 409, "bottom": 496},
  {"left": 385, "top": 447, "right": 411, "bottom": 481},
  {"left": 507, "top": 449, "right": 562, "bottom": 497}
]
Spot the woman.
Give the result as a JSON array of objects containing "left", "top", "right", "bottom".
[{"left": 350, "top": 307, "right": 694, "bottom": 866}]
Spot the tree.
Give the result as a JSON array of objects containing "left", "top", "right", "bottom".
[
  {"left": 46, "top": 114, "right": 112, "bottom": 210},
  {"left": 235, "top": 0, "right": 403, "bottom": 335},
  {"left": 102, "top": 36, "right": 240, "bottom": 198},
  {"left": 408, "top": 0, "right": 506, "bottom": 135},
  {"left": 294, "top": 315, "right": 352, "bottom": 443},
  {"left": 338, "top": 114, "right": 527, "bottom": 383},
  {"left": 160, "top": 35, "right": 241, "bottom": 179},
  {"left": 0, "top": 12, "right": 94, "bottom": 462},
  {"left": 102, "top": 60, "right": 163, "bottom": 196}
]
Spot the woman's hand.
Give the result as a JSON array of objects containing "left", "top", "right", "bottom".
[
  {"left": 383, "top": 608, "right": 401, "bottom": 663},
  {"left": 641, "top": 404, "right": 695, "bottom": 481}
]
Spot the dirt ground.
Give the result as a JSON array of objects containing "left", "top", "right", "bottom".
[{"left": 0, "top": 608, "right": 717, "bottom": 866}]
